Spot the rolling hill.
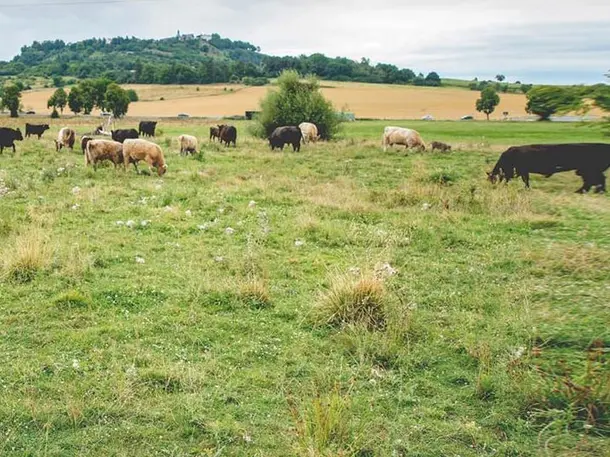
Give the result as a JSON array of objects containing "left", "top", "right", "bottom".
[{"left": 0, "top": 33, "right": 444, "bottom": 88}]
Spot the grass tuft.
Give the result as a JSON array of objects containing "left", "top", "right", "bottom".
[
  {"left": 289, "top": 386, "right": 353, "bottom": 456},
  {"left": 313, "top": 273, "right": 389, "bottom": 330},
  {"left": 239, "top": 278, "right": 272, "bottom": 309},
  {"left": 2, "top": 227, "right": 52, "bottom": 283},
  {"left": 53, "top": 289, "right": 92, "bottom": 310}
]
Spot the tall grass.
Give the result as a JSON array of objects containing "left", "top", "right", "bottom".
[{"left": 1, "top": 227, "right": 53, "bottom": 282}]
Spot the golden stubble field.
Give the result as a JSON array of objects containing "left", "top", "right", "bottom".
[{"left": 19, "top": 81, "right": 550, "bottom": 120}]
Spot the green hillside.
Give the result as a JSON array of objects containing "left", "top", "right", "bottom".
[{"left": 0, "top": 33, "right": 443, "bottom": 87}]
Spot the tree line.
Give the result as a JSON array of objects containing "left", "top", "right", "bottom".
[
  {"left": 475, "top": 81, "right": 610, "bottom": 120},
  {"left": 0, "top": 34, "right": 442, "bottom": 87},
  {"left": 0, "top": 78, "right": 136, "bottom": 118}
]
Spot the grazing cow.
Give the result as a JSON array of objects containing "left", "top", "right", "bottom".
[
  {"left": 55, "top": 127, "right": 76, "bottom": 151},
  {"left": 382, "top": 126, "right": 426, "bottom": 152},
  {"left": 81, "top": 135, "right": 94, "bottom": 154},
  {"left": 431, "top": 141, "right": 452, "bottom": 152},
  {"left": 178, "top": 134, "right": 198, "bottom": 155},
  {"left": 138, "top": 121, "right": 158, "bottom": 137},
  {"left": 218, "top": 125, "right": 237, "bottom": 147},
  {"left": 85, "top": 139, "right": 124, "bottom": 170},
  {"left": 269, "top": 126, "right": 303, "bottom": 152},
  {"left": 123, "top": 139, "right": 167, "bottom": 176},
  {"left": 299, "top": 122, "right": 319, "bottom": 143},
  {"left": 0, "top": 127, "right": 23, "bottom": 154},
  {"left": 488, "top": 143, "right": 610, "bottom": 193},
  {"left": 111, "top": 129, "right": 139, "bottom": 144},
  {"left": 209, "top": 126, "right": 221, "bottom": 142},
  {"left": 25, "top": 123, "right": 50, "bottom": 139}
]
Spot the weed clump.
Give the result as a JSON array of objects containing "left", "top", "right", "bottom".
[
  {"left": 239, "top": 278, "right": 272, "bottom": 309},
  {"left": 313, "top": 273, "right": 389, "bottom": 330},
  {"left": 53, "top": 290, "right": 92, "bottom": 310},
  {"left": 2, "top": 228, "right": 52, "bottom": 283}
]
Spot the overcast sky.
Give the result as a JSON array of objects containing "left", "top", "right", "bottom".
[{"left": 0, "top": 0, "right": 608, "bottom": 84}]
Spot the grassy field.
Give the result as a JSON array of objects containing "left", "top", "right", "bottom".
[{"left": 0, "top": 119, "right": 609, "bottom": 456}]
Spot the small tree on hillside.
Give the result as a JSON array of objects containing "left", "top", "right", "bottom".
[
  {"left": 47, "top": 88, "right": 67, "bottom": 114},
  {"left": 525, "top": 86, "right": 582, "bottom": 120},
  {"left": 68, "top": 86, "right": 84, "bottom": 114},
  {"left": 476, "top": 86, "right": 500, "bottom": 120},
  {"left": 126, "top": 89, "right": 139, "bottom": 102},
  {"left": 495, "top": 74, "right": 506, "bottom": 82},
  {"left": 104, "top": 83, "right": 131, "bottom": 118},
  {"left": 255, "top": 70, "right": 341, "bottom": 140},
  {"left": 1, "top": 84, "right": 22, "bottom": 118}
]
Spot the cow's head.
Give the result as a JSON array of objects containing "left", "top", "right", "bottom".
[
  {"left": 487, "top": 171, "right": 498, "bottom": 184},
  {"left": 42, "top": 124, "right": 50, "bottom": 131},
  {"left": 15, "top": 128, "right": 23, "bottom": 141},
  {"left": 158, "top": 163, "right": 168, "bottom": 177}
]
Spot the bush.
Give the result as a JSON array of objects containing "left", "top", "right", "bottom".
[
  {"left": 126, "top": 89, "right": 139, "bottom": 102},
  {"left": 526, "top": 86, "right": 582, "bottom": 120},
  {"left": 243, "top": 76, "right": 269, "bottom": 86},
  {"left": 254, "top": 70, "right": 341, "bottom": 140}
]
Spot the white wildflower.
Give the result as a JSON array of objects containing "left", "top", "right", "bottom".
[
  {"left": 72, "top": 359, "right": 80, "bottom": 370},
  {"left": 140, "top": 220, "right": 149, "bottom": 227},
  {"left": 197, "top": 224, "right": 208, "bottom": 231},
  {"left": 225, "top": 227, "right": 235, "bottom": 235},
  {"left": 422, "top": 203, "right": 431, "bottom": 210},
  {"left": 375, "top": 262, "right": 398, "bottom": 278},
  {"left": 126, "top": 220, "right": 135, "bottom": 228},
  {"left": 214, "top": 256, "right": 224, "bottom": 263},
  {"left": 125, "top": 365, "right": 137, "bottom": 378},
  {"left": 218, "top": 207, "right": 225, "bottom": 214},
  {"left": 248, "top": 200, "right": 256, "bottom": 209},
  {"left": 135, "top": 256, "right": 145, "bottom": 264},
  {"left": 185, "top": 210, "right": 192, "bottom": 217},
  {"left": 294, "top": 240, "right": 305, "bottom": 247},
  {"left": 71, "top": 204, "right": 79, "bottom": 211},
  {"left": 116, "top": 221, "right": 124, "bottom": 226},
  {"left": 71, "top": 186, "right": 81, "bottom": 195}
]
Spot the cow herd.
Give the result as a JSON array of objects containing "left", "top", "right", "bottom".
[{"left": 0, "top": 119, "right": 609, "bottom": 193}]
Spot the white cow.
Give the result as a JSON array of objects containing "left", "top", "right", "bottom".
[
  {"left": 382, "top": 126, "right": 426, "bottom": 152},
  {"left": 299, "top": 122, "right": 319, "bottom": 144}
]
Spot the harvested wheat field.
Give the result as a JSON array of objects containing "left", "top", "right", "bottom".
[{"left": 19, "top": 81, "right": 553, "bottom": 120}]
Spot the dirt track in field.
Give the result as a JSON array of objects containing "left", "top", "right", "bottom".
[{"left": 20, "top": 81, "right": 603, "bottom": 120}]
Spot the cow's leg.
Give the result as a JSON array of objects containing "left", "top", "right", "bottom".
[
  {"left": 520, "top": 172, "right": 530, "bottom": 188},
  {"left": 12, "top": 144, "right": 16, "bottom": 153},
  {"left": 593, "top": 172, "right": 606, "bottom": 193},
  {"left": 576, "top": 171, "right": 593, "bottom": 193}
]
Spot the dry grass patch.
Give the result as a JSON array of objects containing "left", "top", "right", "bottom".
[
  {"left": 1, "top": 227, "right": 53, "bottom": 283},
  {"left": 238, "top": 277, "right": 272, "bottom": 309},
  {"left": 313, "top": 272, "right": 391, "bottom": 330},
  {"left": 288, "top": 386, "right": 354, "bottom": 456},
  {"left": 302, "top": 179, "right": 373, "bottom": 213},
  {"left": 525, "top": 243, "right": 610, "bottom": 279}
]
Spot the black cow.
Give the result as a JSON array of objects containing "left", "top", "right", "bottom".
[
  {"left": 81, "top": 135, "right": 94, "bottom": 155},
  {"left": 218, "top": 125, "right": 237, "bottom": 147},
  {"left": 269, "top": 126, "right": 302, "bottom": 152},
  {"left": 111, "top": 129, "right": 139, "bottom": 144},
  {"left": 139, "top": 121, "right": 157, "bottom": 137},
  {"left": 210, "top": 126, "right": 220, "bottom": 142},
  {"left": 488, "top": 143, "right": 610, "bottom": 193},
  {"left": 0, "top": 127, "right": 23, "bottom": 154},
  {"left": 25, "top": 123, "right": 50, "bottom": 139}
]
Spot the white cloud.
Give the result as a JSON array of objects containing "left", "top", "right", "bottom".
[{"left": 0, "top": 0, "right": 608, "bottom": 83}]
